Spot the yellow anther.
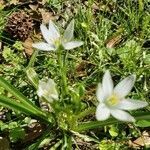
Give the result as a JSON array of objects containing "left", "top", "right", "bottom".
[
  {"left": 54, "top": 38, "right": 61, "bottom": 48},
  {"left": 106, "top": 94, "right": 119, "bottom": 106}
]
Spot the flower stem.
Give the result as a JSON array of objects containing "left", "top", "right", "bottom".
[
  {"left": 26, "top": 50, "right": 39, "bottom": 70},
  {"left": 57, "top": 46, "right": 68, "bottom": 98},
  {"left": 74, "top": 112, "right": 150, "bottom": 132}
]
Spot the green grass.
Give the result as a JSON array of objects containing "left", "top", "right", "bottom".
[{"left": 0, "top": 0, "right": 149, "bottom": 149}]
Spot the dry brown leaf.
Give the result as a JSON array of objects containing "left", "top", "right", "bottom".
[
  {"left": 92, "top": 2, "right": 99, "bottom": 11},
  {"left": 75, "top": 61, "right": 88, "bottom": 77},
  {"left": 129, "top": 131, "right": 150, "bottom": 148},
  {"left": 84, "top": 1, "right": 111, "bottom": 13},
  {"left": 29, "top": 4, "right": 39, "bottom": 11},
  {"left": 0, "top": 137, "right": 10, "bottom": 150},
  {"left": 24, "top": 123, "right": 46, "bottom": 143},
  {"left": 133, "top": 131, "right": 150, "bottom": 146},
  {"left": 39, "top": 8, "right": 54, "bottom": 24},
  {"left": 9, "top": 0, "right": 19, "bottom": 5},
  {"left": 41, "top": 0, "right": 47, "bottom": 5},
  {"left": 106, "top": 35, "right": 122, "bottom": 48},
  {"left": 23, "top": 37, "right": 34, "bottom": 56},
  {"left": 0, "top": 0, "right": 4, "bottom": 5}
]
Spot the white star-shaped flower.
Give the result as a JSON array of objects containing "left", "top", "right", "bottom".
[
  {"left": 32, "top": 20, "right": 83, "bottom": 51},
  {"left": 96, "top": 70, "right": 148, "bottom": 122},
  {"left": 37, "top": 78, "right": 58, "bottom": 103}
]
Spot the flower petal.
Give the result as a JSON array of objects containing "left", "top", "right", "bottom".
[
  {"left": 115, "top": 99, "right": 148, "bottom": 110},
  {"left": 102, "top": 70, "right": 114, "bottom": 100},
  {"left": 32, "top": 42, "right": 55, "bottom": 51},
  {"left": 49, "top": 20, "right": 60, "bottom": 41},
  {"left": 46, "top": 79, "right": 58, "bottom": 100},
  {"left": 114, "top": 75, "right": 136, "bottom": 98},
  {"left": 96, "top": 103, "right": 110, "bottom": 121},
  {"left": 110, "top": 109, "right": 135, "bottom": 122},
  {"left": 37, "top": 78, "right": 58, "bottom": 103},
  {"left": 96, "top": 83, "right": 104, "bottom": 102},
  {"left": 40, "top": 24, "right": 53, "bottom": 44},
  {"left": 63, "top": 41, "right": 83, "bottom": 50},
  {"left": 37, "top": 80, "right": 47, "bottom": 97},
  {"left": 63, "top": 19, "right": 74, "bottom": 42}
]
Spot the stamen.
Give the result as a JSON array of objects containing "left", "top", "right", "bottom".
[
  {"left": 54, "top": 38, "right": 61, "bottom": 48},
  {"left": 106, "top": 94, "right": 119, "bottom": 106}
]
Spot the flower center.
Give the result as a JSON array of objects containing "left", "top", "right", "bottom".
[
  {"left": 54, "top": 38, "right": 61, "bottom": 48},
  {"left": 106, "top": 94, "right": 119, "bottom": 106}
]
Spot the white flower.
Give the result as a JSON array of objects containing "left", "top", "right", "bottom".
[
  {"left": 96, "top": 70, "right": 148, "bottom": 122},
  {"left": 37, "top": 78, "right": 58, "bottom": 103},
  {"left": 32, "top": 20, "right": 83, "bottom": 51}
]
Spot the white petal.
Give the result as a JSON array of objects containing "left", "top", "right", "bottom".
[
  {"left": 32, "top": 42, "right": 55, "bottom": 51},
  {"left": 37, "top": 87, "right": 43, "bottom": 97},
  {"left": 102, "top": 70, "right": 114, "bottom": 100},
  {"left": 96, "top": 83, "right": 105, "bottom": 102},
  {"left": 110, "top": 109, "right": 135, "bottom": 122},
  {"left": 37, "top": 79, "right": 58, "bottom": 103},
  {"left": 46, "top": 79, "right": 58, "bottom": 100},
  {"left": 63, "top": 19, "right": 74, "bottom": 42},
  {"left": 63, "top": 41, "right": 83, "bottom": 50},
  {"left": 96, "top": 103, "right": 110, "bottom": 121},
  {"left": 114, "top": 75, "right": 136, "bottom": 98},
  {"left": 115, "top": 99, "right": 148, "bottom": 110},
  {"left": 49, "top": 20, "right": 60, "bottom": 41},
  {"left": 37, "top": 80, "right": 47, "bottom": 97},
  {"left": 40, "top": 24, "right": 53, "bottom": 44}
]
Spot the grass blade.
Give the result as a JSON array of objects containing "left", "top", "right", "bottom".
[
  {"left": 0, "top": 77, "right": 45, "bottom": 116},
  {"left": 0, "top": 95, "right": 52, "bottom": 123}
]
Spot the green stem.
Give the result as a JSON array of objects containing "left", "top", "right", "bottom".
[
  {"left": 75, "top": 112, "right": 150, "bottom": 132},
  {"left": 26, "top": 49, "right": 39, "bottom": 70},
  {"left": 67, "top": 134, "right": 72, "bottom": 150},
  {"left": 57, "top": 46, "right": 68, "bottom": 98},
  {"left": 138, "top": 0, "right": 144, "bottom": 12}
]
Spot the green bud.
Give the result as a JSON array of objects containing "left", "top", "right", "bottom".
[{"left": 26, "top": 67, "right": 39, "bottom": 88}]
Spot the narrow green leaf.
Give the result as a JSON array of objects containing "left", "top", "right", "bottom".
[
  {"left": 0, "top": 77, "right": 33, "bottom": 106},
  {"left": 0, "top": 95, "right": 37, "bottom": 115},
  {"left": 75, "top": 112, "right": 150, "bottom": 132},
  {"left": 136, "top": 120, "right": 150, "bottom": 127},
  {"left": 0, "top": 95, "right": 51, "bottom": 123},
  {"left": 0, "top": 77, "right": 44, "bottom": 116}
]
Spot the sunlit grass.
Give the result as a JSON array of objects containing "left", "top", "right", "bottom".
[{"left": 0, "top": 0, "right": 149, "bottom": 149}]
